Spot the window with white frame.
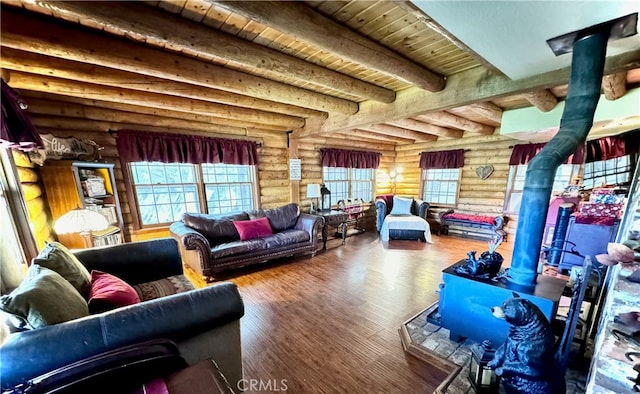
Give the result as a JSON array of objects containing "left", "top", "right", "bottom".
[
  {"left": 129, "top": 162, "right": 257, "bottom": 226},
  {"left": 421, "top": 168, "right": 460, "bottom": 205},
  {"left": 322, "top": 167, "right": 374, "bottom": 206},
  {"left": 583, "top": 155, "right": 631, "bottom": 190},
  {"left": 504, "top": 164, "right": 580, "bottom": 213}
]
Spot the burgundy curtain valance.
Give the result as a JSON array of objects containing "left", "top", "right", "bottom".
[
  {"left": 116, "top": 130, "right": 258, "bottom": 165},
  {"left": 510, "top": 130, "right": 639, "bottom": 166},
  {"left": 419, "top": 149, "right": 464, "bottom": 169},
  {"left": 320, "top": 148, "right": 381, "bottom": 169},
  {"left": 1, "top": 79, "right": 43, "bottom": 151},
  {"left": 508, "top": 142, "right": 584, "bottom": 165}
]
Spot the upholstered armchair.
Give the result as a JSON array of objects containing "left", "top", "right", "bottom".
[{"left": 375, "top": 195, "right": 431, "bottom": 242}]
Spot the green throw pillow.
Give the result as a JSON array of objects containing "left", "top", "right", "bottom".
[
  {"left": 0, "top": 265, "right": 89, "bottom": 329},
  {"left": 33, "top": 241, "right": 91, "bottom": 298}
]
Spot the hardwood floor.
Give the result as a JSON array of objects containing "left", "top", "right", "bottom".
[{"left": 201, "top": 233, "right": 513, "bottom": 393}]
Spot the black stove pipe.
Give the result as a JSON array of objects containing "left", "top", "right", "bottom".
[{"left": 508, "top": 31, "right": 609, "bottom": 287}]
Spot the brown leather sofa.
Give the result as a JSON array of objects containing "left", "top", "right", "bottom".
[{"left": 170, "top": 203, "right": 324, "bottom": 278}]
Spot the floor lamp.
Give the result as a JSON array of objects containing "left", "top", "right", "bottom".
[{"left": 54, "top": 208, "right": 109, "bottom": 248}]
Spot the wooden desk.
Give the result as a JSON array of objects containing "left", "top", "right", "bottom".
[{"left": 314, "top": 210, "right": 347, "bottom": 250}]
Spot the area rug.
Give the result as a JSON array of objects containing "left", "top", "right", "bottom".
[{"left": 399, "top": 303, "right": 589, "bottom": 394}]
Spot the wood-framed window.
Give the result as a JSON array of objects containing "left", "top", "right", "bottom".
[
  {"left": 129, "top": 161, "right": 258, "bottom": 227},
  {"left": 583, "top": 155, "right": 632, "bottom": 190},
  {"left": 504, "top": 164, "right": 580, "bottom": 213},
  {"left": 322, "top": 167, "right": 374, "bottom": 206},
  {"left": 421, "top": 168, "right": 460, "bottom": 206}
]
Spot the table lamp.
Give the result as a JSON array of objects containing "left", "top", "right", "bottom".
[
  {"left": 306, "top": 183, "right": 321, "bottom": 214},
  {"left": 54, "top": 208, "right": 109, "bottom": 248}
]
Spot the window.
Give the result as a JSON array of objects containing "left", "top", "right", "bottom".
[
  {"left": 583, "top": 155, "right": 631, "bottom": 190},
  {"left": 130, "top": 162, "right": 257, "bottom": 226},
  {"left": 421, "top": 168, "right": 460, "bottom": 205},
  {"left": 504, "top": 164, "right": 579, "bottom": 213},
  {"left": 322, "top": 167, "right": 374, "bottom": 206}
]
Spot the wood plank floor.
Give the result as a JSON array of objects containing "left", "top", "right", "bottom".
[{"left": 199, "top": 233, "right": 514, "bottom": 393}]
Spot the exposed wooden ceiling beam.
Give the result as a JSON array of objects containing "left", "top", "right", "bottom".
[
  {"left": 302, "top": 50, "right": 640, "bottom": 136},
  {"left": 333, "top": 132, "right": 399, "bottom": 146},
  {"left": 19, "top": 91, "right": 287, "bottom": 132},
  {"left": 387, "top": 119, "right": 463, "bottom": 139},
  {"left": 0, "top": 48, "right": 325, "bottom": 120},
  {"left": 463, "top": 102, "right": 504, "bottom": 124},
  {"left": 0, "top": 8, "right": 356, "bottom": 115},
  {"left": 7, "top": 71, "right": 304, "bottom": 129},
  {"left": 348, "top": 129, "right": 414, "bottom": 144},
  {"left": 214, "top": 0, "right": 445, "bottom": 92},
  {"left": 414, "top": 112, "right": 494, "bottom": 135},
  {"left": 602, "top": 71, "right": 627, "bottom": 100},
  {"left": 15, "top": 0, "right": 395, "bottom": 103},
  {"left": 521, "top": 89, "right": 558, "bottom": 112},
  {"left": 358, "top": 124, "right": 437, "bottom": 142}
]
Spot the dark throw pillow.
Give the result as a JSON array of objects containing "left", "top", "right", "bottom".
[
  {"left": 233, "top": 217, "right": 273, "bottom": 241},
  {"left": 88, "top": 270, "right": 141, "bottom": 314},
  {"left": 248, "top": 203, "right": 299, "bottom": 232},
  {"left": 0, "top": 265, "right": 88, "bottom": 329},
  {"left": 32, "top": 241, "right": 91, "bottom": 298}
]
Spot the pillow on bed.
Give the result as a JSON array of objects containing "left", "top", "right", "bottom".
[{"left": 389, "top": 196, "right": 413, "bottom": 215}]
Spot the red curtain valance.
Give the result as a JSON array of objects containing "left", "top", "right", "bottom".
[
  {"left": 320, "top": 148, "right": 380, "bottom": 169},
  {"left": 419, "top": 149, "right": 464, "bottom": 169},
  {"left": 1, "top": 79, "right": 43, "bottom": 151},
  {"left": 509, "top": 142, "right": 584, "bottom": 165},
  {"left": 510, "top": 130, "right": 639, "bottom": 165},
  {"left": 116, "top": 130, "right": 259, "bottom": 165}
]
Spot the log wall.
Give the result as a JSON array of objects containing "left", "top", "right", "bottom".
[
  {"left": 394, "top": 134, "right": 518, "bottom": 239},
  {"left": 12, "top": 150, "right": 54, "bottom": 251}
]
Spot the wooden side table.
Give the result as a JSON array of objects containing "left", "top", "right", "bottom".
[{"left": 315, "top": 210, "right": 348, "bottom": 250}]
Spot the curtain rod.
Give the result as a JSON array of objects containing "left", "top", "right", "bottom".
[{"left": 416, "top": 149, "right": 470, "bottom": 155}]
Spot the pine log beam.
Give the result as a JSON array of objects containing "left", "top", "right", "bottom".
[
  {"left": 521, "top": 89, "right": 558, "bottom": 112},
  {"left": 463, "top": 102, "right": 504, "bottom": 124},
  {"left": 15, "top": 1, "right": 395, "bottom": 104},
  {"left": 387, "top": 119, "right": 463, "bottom": 139},
  {"left": 602, "top": 71, "right": 627, "bottom": 100},
  {"left": 1, "top": 48, "right": 325, "bottom": 120},
  {"left": 8, "top": 72, "right": 304, "bottom": 129},
  {"left": 21, "top": 92, "right": 286, "bottom": 134},
  {"left": 348, "top": 129, "right": 415, "bottom": 144},
  {"left": 214, "top": 1, "right": 445, "bottom": 92},
  {"left": 359, "top": 124, "right": 437, "bottom": 142},
  {"left": 414, "top": 112, "right": 494, "bottom": 135},
  {"left": 302, "top": 50, "right": 640, "bottom": 136},
  {"left": 1, "top": 8, "right": 357, "bottom": 115}
]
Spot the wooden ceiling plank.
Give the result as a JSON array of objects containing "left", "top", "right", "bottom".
[
  {"left": 8, "top": 71, "right": 304, "bottom": 129},
  {"left": 214, "top": 1, "right": 445, "bottom": 92},
  {"left": 0, "top": 48, "right": 325, "bottom": 120},
  {"left": 0, "top": 8, "right": 357, "bottom": 115},
  {"left": 14, "top": 2, "right": 394, "bottom": 104},
  {"left": 386, "top": 118, "right": 463, "bottom": 138},
  {"left": 348, "top": 129, "right": 415, "bottom": 144},
  {"left": 602, "top": 71, "right": 627, "bottom": 100},
  {"left": 333, "top": 132, "right": 398, "bottom": 146},
  {"left": 359, "top": 124, "right": 437, "bottom": 142},
  {"left": 309, "top": 50, "right": 640, "bottom": 135},
  {"left": 414, "top": 112, "right": 494, "bottom": 135},
  {"left": 521, "top": 89, "right": 558, "bottom": 112},
  {"left": 463, "top": 102, "right": 504, "bottom": 124}
]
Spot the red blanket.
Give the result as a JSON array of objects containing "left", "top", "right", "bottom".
[{"left": 442, "top": 212, "right": 496, "bottom": 226}]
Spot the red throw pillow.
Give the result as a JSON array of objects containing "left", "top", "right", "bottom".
[
  {"left": 88, "top": 270, "right": 141, "bottom": 314},
  {"left": 233, "top": 217, "right": 273, "bottom": 241}
]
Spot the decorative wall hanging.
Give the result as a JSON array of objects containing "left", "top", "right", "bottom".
[{"left": 476, "top": 164, "right": 494, "bottom": 180}]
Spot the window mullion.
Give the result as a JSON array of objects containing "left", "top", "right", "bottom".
[{"left": 195, "top": 164, "right": 207, "bottom": 213}]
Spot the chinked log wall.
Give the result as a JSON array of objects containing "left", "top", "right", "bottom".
[
  {"left": 12, "top": 150, "right": 55, "bottom": 250},
  {"left": 394, "top": 134, "right": 518, "bottom": 239}
]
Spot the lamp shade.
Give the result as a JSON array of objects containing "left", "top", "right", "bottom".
[
  {"left": 54, "top": 208, "right": 109, "bottom": 235},
  {"left": 306, "top": 183, "right": 321, "bottom": 198}
]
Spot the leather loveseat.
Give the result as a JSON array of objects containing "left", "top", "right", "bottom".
[
  {"left": 170, "top": 203, "right": 324, "bottom": 278},
  {"left": 0, "top": 238, "right": 245, "bottom": 392}
]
